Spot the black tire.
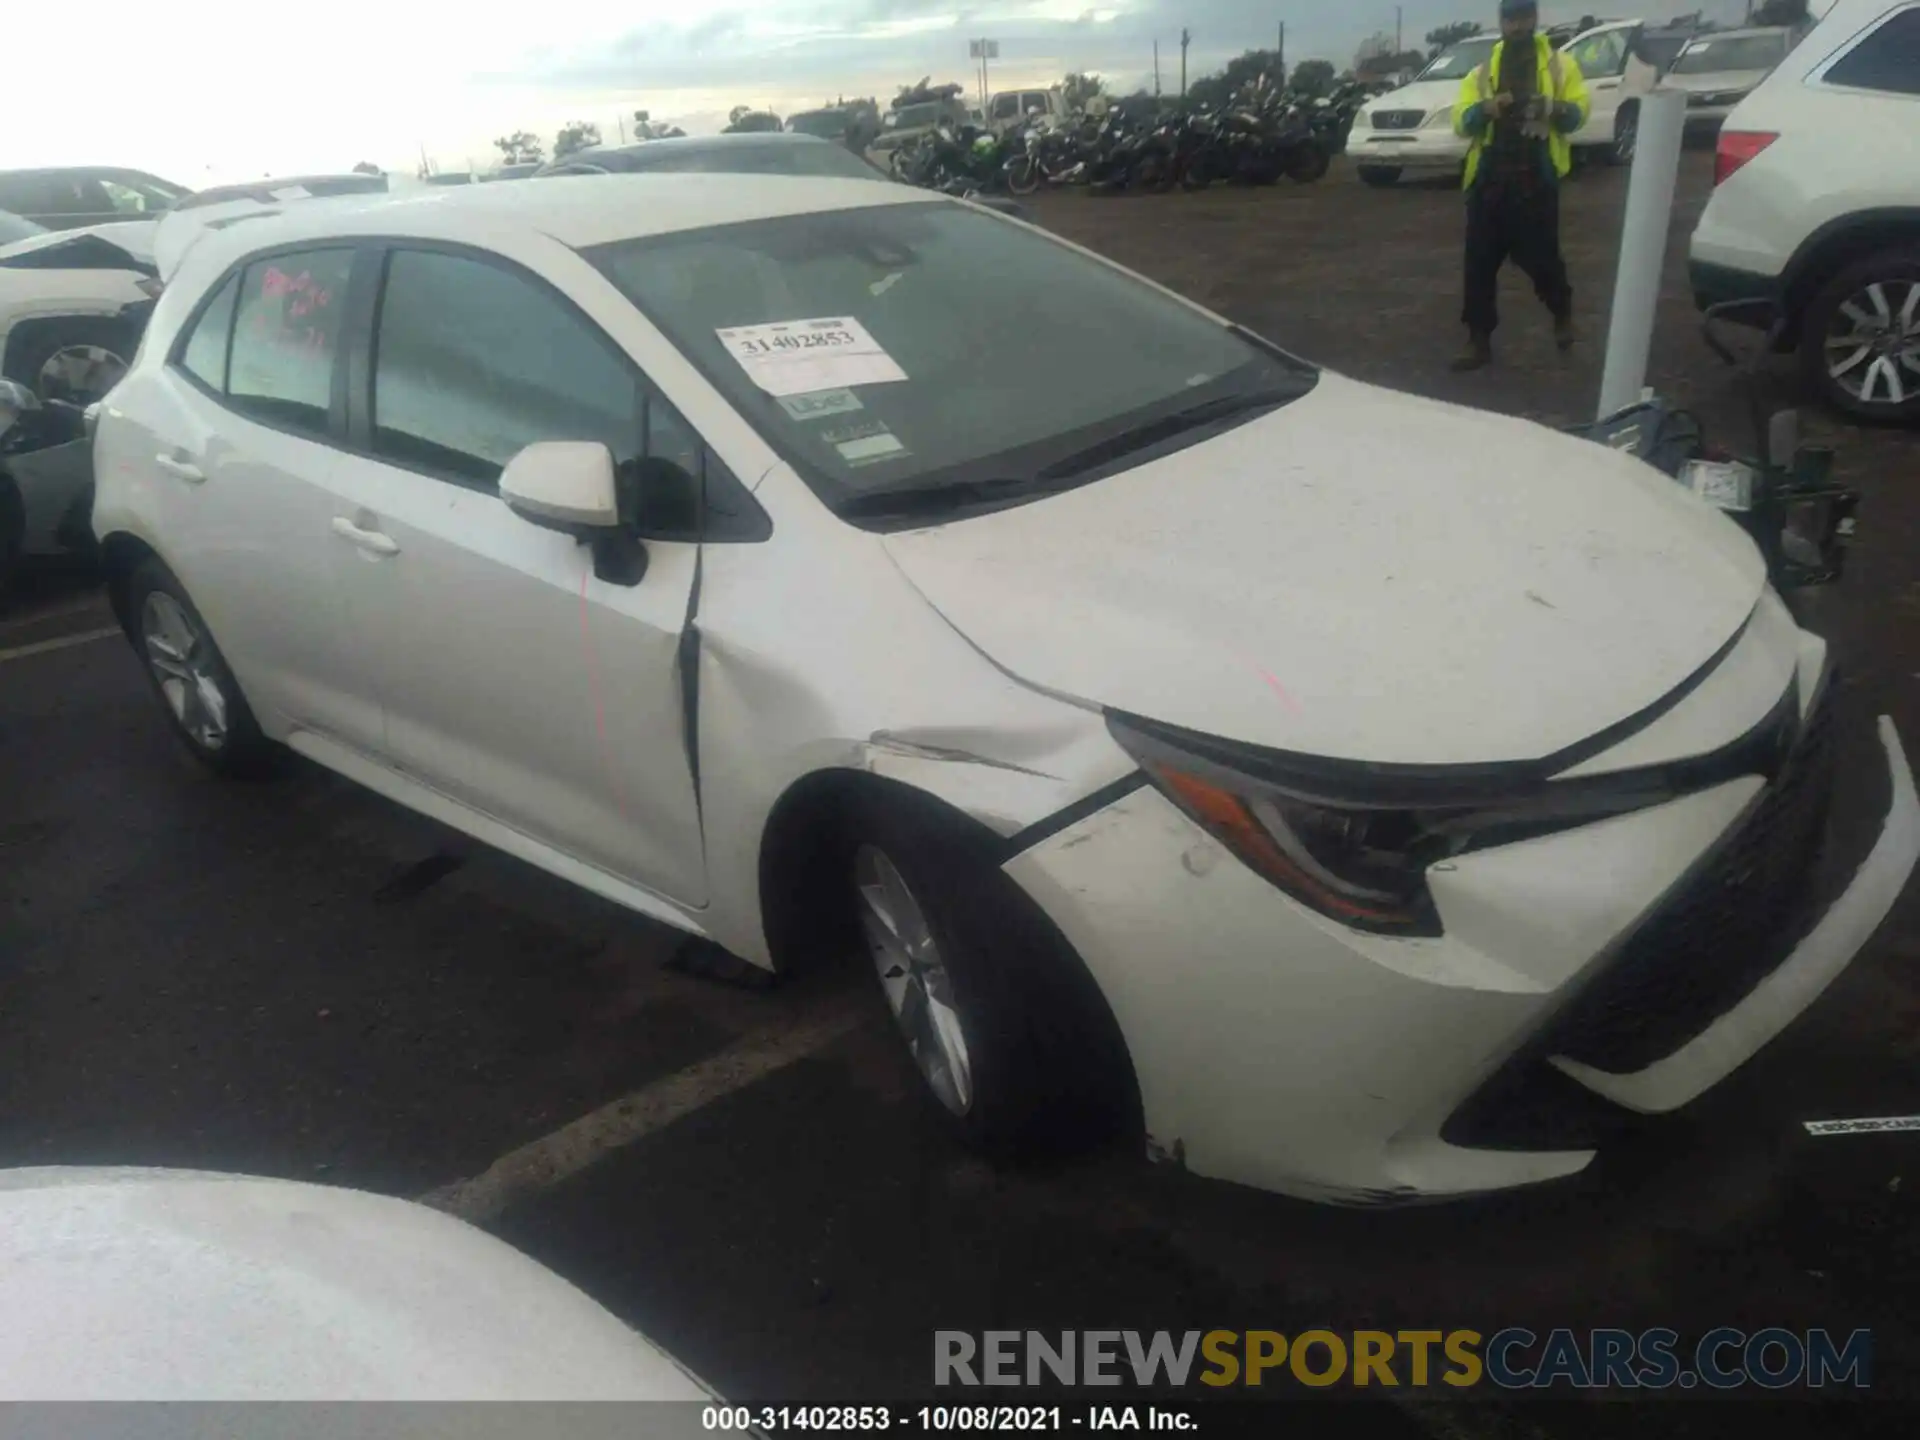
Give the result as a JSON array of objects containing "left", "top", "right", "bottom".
[
  {"left": 848, "top": 791, "right": 1137, "bottom": 1161},
  {"left": 1799, "top": 248, "right": 1920, "bottom": 426},
  {"left": 4, "top": 318, "right": 136, "bottom": 405},
  {"left": 1357, "top": 165, "right": 1402, "bottom": 188},
  {"left": 1004, "top": 157, "right": 1040, "bottom": 196},
  {"left": 126, "top": 558, "right": 282, "bottom": 778},
  {"left": 1610, "top": 102, "right": 1640, "bottom": 167},
  {"left": 1286, "top": 141, "right": 1330, "bottom": 184},
  {"left": 1179, "top": 157, "right": 1214, "bottom": 192}
]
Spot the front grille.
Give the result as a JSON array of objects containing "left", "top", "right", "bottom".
[
  {"left": 1536, "top": 680, "right": 1837, "bottom": 1075},
  {"left": 1372, "top": 110, "right": 1425, "bottom": 131}
]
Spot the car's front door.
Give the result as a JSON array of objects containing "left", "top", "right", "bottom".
[{"left": 324, "top": 243, "right": 708, "bottom": 906}]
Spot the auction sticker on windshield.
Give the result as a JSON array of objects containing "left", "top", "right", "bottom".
[{"left": 717, "top": 317, "right": 907, "bottom": 398}]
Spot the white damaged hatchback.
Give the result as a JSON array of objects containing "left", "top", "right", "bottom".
[{"left": 93, "top": 176, "right": 1920, "bottom": 1204}]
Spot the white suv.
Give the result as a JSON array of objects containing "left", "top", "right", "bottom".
[
  {"left": 1690, "top": 0, "right": 1920, "bottom": 423},
  {"left": 1353, "top": 20, "right": 1661, "bottom": 186}
]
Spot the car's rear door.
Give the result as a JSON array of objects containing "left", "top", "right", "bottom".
[
  {"left": 321, "top": 240, "right": 709, "bottom": 907},
  {"left": 99, "top": 244, "right": 388, "bottom": 750}
]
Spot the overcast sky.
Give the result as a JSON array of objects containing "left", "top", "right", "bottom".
[{"left": 10, "top": 0, "right": 1781, "bottom": 183}]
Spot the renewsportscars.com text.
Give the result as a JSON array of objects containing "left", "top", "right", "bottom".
[{"left": 933, "top": 1328, "right": 1872, "bottom": 1391}]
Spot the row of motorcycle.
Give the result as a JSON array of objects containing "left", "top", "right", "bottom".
[{"left": 890, "top": 80, "right": 1384, "bottom": 199}]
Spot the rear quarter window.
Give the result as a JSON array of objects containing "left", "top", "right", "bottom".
[{"left": 1823, "top": 8, "right": 1920, "bottom": 95}]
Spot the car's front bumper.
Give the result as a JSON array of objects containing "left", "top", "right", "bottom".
[
  {"left": 1003, "top": 679, "right": 1919, "bottom": 1205},
  {"left": 1352, "top": 127, "right": 1468, "bottom": 172}
]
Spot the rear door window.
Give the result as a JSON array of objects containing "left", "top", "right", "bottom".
[
  {"left": 1824, "top": 7, "right": 1920, "bottom": 95},
  {"left": 226, "top": 248, "right": 354, "bottom": 436}
]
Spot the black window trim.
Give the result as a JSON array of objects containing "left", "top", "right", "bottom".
[
  {"left": 163, "top": 237, "right": 360, "bottom": 448},
  {"left": 336, "top": 235, "right": 770, "bottom": 543},
  {"left": 1812, "top": 0, "right": 1920, "bottom": 95}
]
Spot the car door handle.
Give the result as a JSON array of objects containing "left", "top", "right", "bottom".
[
  {"left": 1592, "top": 79, "right": 1622, "bottom": 90},
  {"left": 154, "top": 453, "right": 205, "bottom": 484},
  {"left": 331, "top": 516, "right": 400, "bottom": 556}
]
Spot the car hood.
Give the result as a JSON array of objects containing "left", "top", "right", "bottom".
[
  {"left": 0, "top": 219, "right": 157, "bottom": 271},
  {"left": 1362, "top": 80, "right": 1460, "bottom": 116},
  {"left": 881, "top": 373, "right": 1765, "bottom": 768}
]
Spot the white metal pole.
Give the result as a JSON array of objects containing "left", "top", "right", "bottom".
[{"left": 1596, "top": 87, "right": 1685, "bottom": 420}]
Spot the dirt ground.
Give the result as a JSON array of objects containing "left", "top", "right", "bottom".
[{"left": 3, "top": 153, "right": 1918, "bottom": 1435}]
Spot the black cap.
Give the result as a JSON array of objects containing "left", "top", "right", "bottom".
[{"left": 1499, "top": 0, "right": 1538, "bottom": 14}]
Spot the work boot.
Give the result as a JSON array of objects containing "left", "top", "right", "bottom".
[
  {"left": 1554, "top": 314, "right": 1579, "bottom": 351},
  {"left": 1451, "top": 334, "right": 1492, "bottom": 372}
]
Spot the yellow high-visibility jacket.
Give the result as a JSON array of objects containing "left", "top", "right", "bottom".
[{"left": 1452, "top": 35, "right": 1591, "bottom": 189}]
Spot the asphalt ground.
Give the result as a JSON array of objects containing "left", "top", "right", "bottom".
[{"left": 2, "top": 152, "right": 1917, "bottom": 1436}]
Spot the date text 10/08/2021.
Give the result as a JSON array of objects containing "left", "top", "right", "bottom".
[{"left": 703, "top": 1407, "right": 1193, "bottom": 1432}]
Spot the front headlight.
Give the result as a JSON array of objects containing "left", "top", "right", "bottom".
[
  {"left": 1110, "top": 714, "right": 1449, "bottom": 935},
  {"left": 1109, "top": 712, "right": 1683, "bottom": 937},
  {"left": 1424, "top": 109, "right": 1454, "bottom": 129}
]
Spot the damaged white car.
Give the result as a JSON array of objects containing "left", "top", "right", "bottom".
[
  {"left": 91, "top": 176, "right": 1920, "bottom": 1204},
  {"left": 0, "top": 211, "right": 159, "bottom": 403}
]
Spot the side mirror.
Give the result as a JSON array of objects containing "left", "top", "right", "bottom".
[{"left": 500, "top": 441, "right": 620, "bottom": 535}]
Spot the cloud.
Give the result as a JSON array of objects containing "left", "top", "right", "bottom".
[{"left": 0, "top": 0, "right": 1754, "bottom": 180}]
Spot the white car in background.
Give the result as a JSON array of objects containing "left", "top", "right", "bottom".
[
  {"left": 1665, "top": 26, "right": 1798, "bottom": 135},
  {"left": 91, "top": 174, "right": 1918, "bottom": 1205},
  {"left": 0, "top": 210, "right": 159, "bottom": 403},
  {"left": 1354, "top": 20, "right": 1660, "bottom": 186},
  {"left": 1690, "top": 0, "right": 1920, "bottom": 423},
  {"left": 1555, "top": 18, "right": 1669, "bottom": 164},
  {"left": 0, "top": 1167, "right": 720, "bottom": 1400}
]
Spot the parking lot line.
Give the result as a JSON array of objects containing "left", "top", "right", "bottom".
[
  {"left": 0, "top": 626, "right": 121, "bottom": 665},
  {"left": 417, "top": 998, "right": 869, "bottom": 1224},
  {"left": 0, "top": 598, "right": 110, "bottom": 635}
]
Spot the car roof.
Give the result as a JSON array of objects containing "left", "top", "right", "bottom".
[
  {"left": 163, "top": 173, "right": 939, "bottom": 277},
  {"left": 177, "top": 174, "right": 389, "bottom": 211},
  {"left": 0, "top": 165, "right": 177, "bottom": 180},
  {"left": 1679, "top": 25, "right": 1793, "bottom": 43}
]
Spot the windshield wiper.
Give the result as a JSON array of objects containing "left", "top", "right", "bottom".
[
  {"left": 1033, "top": 387, "right": 1306, "bottom": 483},
  {"left": 837, "top": 476, "right": 1042, "bottom": 521}
]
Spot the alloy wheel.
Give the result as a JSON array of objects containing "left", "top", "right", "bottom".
[
  {"left": 141, "top": 592, "right": 230, "bottom": 751},
  {"left": 1824, "top": 279, "right": 1920, "bottom": 409},
  {"left": 854, "top": 844, "right": 974, "bottom": 1117},
  {"left": 36, "top": 344, "right": 127, "bottom": 406}
]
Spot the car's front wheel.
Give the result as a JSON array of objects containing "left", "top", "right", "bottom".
[
  {"left": 127, "top": 559, "right": 280, "bottom": 776},
  {"left": 1801, "top": 249, "right": 1920, "bottom": 425},
  {"left": 848, "top": 793, "right": 1136, "bottom": 1160}
]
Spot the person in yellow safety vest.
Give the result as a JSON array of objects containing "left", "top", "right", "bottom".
[{"left": 1449, "top": 0, "right": 1592, "bottom": 372}]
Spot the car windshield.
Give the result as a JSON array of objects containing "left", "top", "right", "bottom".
[
  {"left": 1670, "top": 34, "right": 1787, "bottom": 73},
  {"left": 1418, "top": 38, "right": 1498, "bottom": 81},
  {"left": 891, "top": 104, "right": 943, "bottom": 129},
  {"left": 589, "top": 202, "right": 1317, "bottom": 520},
  {"left": 0, "top": 209, "right": 47, "bottom": 245}
]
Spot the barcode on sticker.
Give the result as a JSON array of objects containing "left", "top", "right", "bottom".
[{"left": 1804, "top": 1116, "right": 1920, "bottom": 1136}]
